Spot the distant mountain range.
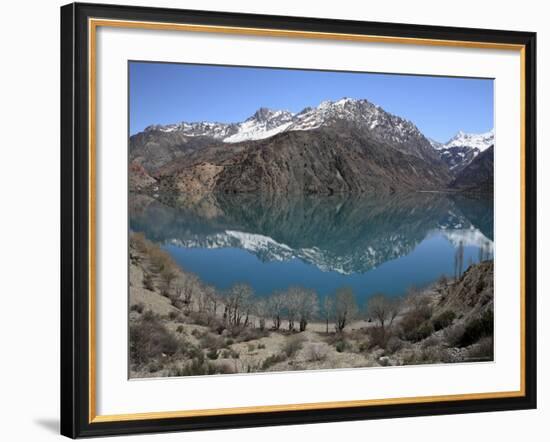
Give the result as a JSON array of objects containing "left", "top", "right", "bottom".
[{"left": 130, "top": 98, "right": 494, "bottom": 195}]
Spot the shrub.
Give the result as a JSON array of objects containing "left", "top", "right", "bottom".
[
  {"left": 181, "top": 342, "right": 201, "bottom": 359},
  {"left": 399, "top": 298, "right": 433, "bottom": 341},
  {"left": 199, "top": 333, "right": 226, "bottom": 351},
  {"left": 282, "top": 335, "right": 304, "bottom": 357},
  {"left": 385, "top": 336, "right": 404, "bottom": 354},
  {"left": 143, "top": 272, "right": 154, "bottom": 291},
  {"left": 225, "top": 338, "right": 234, "bottom": 346},
  {"left": 171, "top": 354, "right": 235, "bottom": 376},
  {"left": 220, "top": 349, "right": 231, "bottom": 359},
  {"left": 305, "top": 343, "right": 328, "bottom": 362},
  {"left": 459, "top": 310, "right": 493, "bottom": 347},
  {"left": 130, "top": 303, "right": 144, "bottom": 314},
  {"left": 432, "top": 310, "right": 456, "bottom": 331},
  {"left": 176, "top": 325, "right": 184, "bottom": 333},
  {"left": 443, "top": 323, "right": 466, "bottom": 347},
  {"left": 129, "top": 311, "right": 178, "bottom": 366},
  {"left": 416, "top": 322, "right": 434, "bottom": 341},
  {"left": 131, "top": 232, "right": 149, "bottom": 253},
  {"left": 188, "top": 311, "right": 214, "bottom": 327},
  {"left": 168, "top": 311, "right": 179, "bottom": 321},
  {"left": 247, "top": 343, "right": 255, "bottom": 352},
  {"left": 257, "top": 343, "right": 266, "bottom": 350},
  {"left": 421, "top": 334, "right": 441, "bottom": 349},
  {"left": 365, "top": 327, "right": 388, "bottom": 350},
  {"left": 261, "top": 353, "right": 287, "bottom": 370},
  {"left": 148, "top": 248, "right": 173, "bottom": 274},
  {"left": 206, "top": 348, "right": 219, "bottom": 360},
  {"left": 402, "top": 346, "right": 447, "bottom": 366},
  {"left": 402, "top": 321, "right": 433, "bottom": 343},
  {"left": 148, "top": 362, "right": 163, "bottom": 373},
  {"left": 335, "top": 340, "right": 349, "bottom": 353},
  {"left": 231, "top": 327, "right": 269, "bottom": 343},
  {"left": 467, "top": 336, "right": 494, "bottom": 361}
]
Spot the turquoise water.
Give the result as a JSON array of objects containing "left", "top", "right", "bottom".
[{"left": 130, "top": 192, "right": 493, "bottom": 304}]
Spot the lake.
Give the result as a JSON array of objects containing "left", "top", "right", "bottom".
[{"left": 130, "top": 192, "right": 493, "bottom": 306}]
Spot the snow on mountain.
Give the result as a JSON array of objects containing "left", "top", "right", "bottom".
[
  {"left": 144, "top": 108, "right": 296, "bottom": 143},
  {"left": 432, "top": 129, "right": 494, "bottom": 173},
  {"left": 428, "top": 138, "right": 444, "bottom": 150},
  {"left": 443, "top": 130, "right": 494, "bottom": 152},
  {"left": 224, "top": 108, "right": 294, "bottom": 143},
  {"left": 145, "top": 121, "right": 237, "bottom": 138},
  {"left": 144, "top": 97, "right": 429, "bottom": 150}
]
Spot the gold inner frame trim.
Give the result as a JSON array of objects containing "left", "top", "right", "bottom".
[{"left": 88, "top": 17, "right": 527, "bottom": 424}]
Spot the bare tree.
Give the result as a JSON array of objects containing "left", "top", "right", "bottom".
[
  {"left": 173, "top": 274, "right": 199, "bottom": 311},
  {"left": 266, "top": 292, "right": 284, "bottom": 330},
  {"left": 367, "top": 294, "right": 401, "bottom": 331},
  {"left": 203, "top": 285, "right": 219, "bottom": 317},
  {"left": 296, "top": 289, "right": 319, "bottom": 332},
  {"left": 283, "top": 287, "right": 302, "bottom": 331},
  {"left": 321, "top": 295, "right": 334, "bottom": 334},
  {"left": 334, "top": 287, "right": 358, "bottom": 332},
  {"left": 159, "top": 267, "right": 177, "bottom": 297},
  {"left": 254, "top": 298, "right": 269, "bottom": 331},
  {"left": 225, "top": 283, "right": 253, "bottom": 327}
]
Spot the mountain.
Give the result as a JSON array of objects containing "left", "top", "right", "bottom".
[
  {"left": 450, "top": 145, "right": 494, "bottom": 193},
  {"left": 442, "top": 130, "right": 494, "bottom": 152},
  {"left": 131, "top": 98, "right": 452, "bottom": 194},
  {"left": 431, "top": 130, "right": 494, "bottom": 174}
]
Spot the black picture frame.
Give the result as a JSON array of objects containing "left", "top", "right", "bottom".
[{"left": 61, "top": 2, "right": 537, "bottom": 438}]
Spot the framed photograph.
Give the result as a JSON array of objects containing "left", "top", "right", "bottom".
[{"left": 60, "top": 2, "right": 537, "bottom": 438}]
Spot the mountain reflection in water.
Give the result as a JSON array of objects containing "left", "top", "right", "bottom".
[{"left": 130, "top": 192, "right": 493, "bottom": 301}]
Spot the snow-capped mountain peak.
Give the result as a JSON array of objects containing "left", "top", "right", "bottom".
[
  {"left": 431, "top": 129, "right": 494, "bottom": 173},
  {"left": 444, "top": 129, "right": 494, "bottom": 152}
]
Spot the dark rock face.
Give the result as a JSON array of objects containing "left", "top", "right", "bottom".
[
  {"left": 129, "top": 130, "right": 222, "bottom": 174},
  {"left": 438, "top": 145, "right": 480, "bottom": 174},
  {"left": 213, "top": 126, "right": 450, "bottom": 194},
  {"left": 450, "top": 145, "right": 494, "bottom": 193}
]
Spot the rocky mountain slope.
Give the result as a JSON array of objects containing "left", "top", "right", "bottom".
[{"left": 450, "top": 145, "right": 494, "bottom": 193}]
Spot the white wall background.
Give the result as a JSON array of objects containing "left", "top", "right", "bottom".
[{"left": 0, "top": 0, "right": 546, "bottom": 440}]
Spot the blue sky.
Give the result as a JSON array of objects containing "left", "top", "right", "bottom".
[{"left": 129, "top": 62, "right": 494, "bottom": 143}]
